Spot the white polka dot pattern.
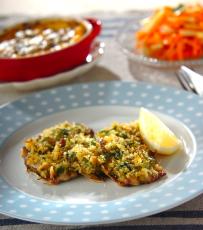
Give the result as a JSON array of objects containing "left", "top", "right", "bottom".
[{"left": 0, "top": 81, "right": 203, "bottom": 225}]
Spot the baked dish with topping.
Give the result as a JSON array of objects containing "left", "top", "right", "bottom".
[
  {"left": 0, "top": 17, "right": 101, "bottom": 82},
  {"left": 0, "top": 18, "right": 88, "bottom": 58},
  {"left": 97, "top": 122, "right": 166, "bottom": 186}
]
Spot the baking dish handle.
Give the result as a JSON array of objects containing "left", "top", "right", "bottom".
[{"left": 86, "top": 18, "right": 102, "bottom": 40}]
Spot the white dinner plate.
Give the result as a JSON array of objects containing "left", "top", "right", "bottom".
[{"left": 0, "top": 81, "right": 203, "bottom": 225}]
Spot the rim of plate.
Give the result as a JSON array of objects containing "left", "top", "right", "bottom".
[{"left": 0, "top": 81, "right": 203, "bottom": 225}]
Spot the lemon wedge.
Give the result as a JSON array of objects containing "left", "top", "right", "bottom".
[{"left": 138, "top": 107, "right": 182, "bottom": 155}]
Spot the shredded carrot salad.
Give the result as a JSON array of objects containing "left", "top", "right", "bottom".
[{"left": 135, "top": 4, "right": 203, "bottom": 61}]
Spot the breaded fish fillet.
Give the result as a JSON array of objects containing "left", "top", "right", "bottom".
[
  {"left": 97, "top": 121, "right": 166, "bottom": 186},
  {"left": 69, "top": 134, "right": 105, "bottom": 181},
  {"left": 21, "top": 121, "right": 104, "bottom": 184}
]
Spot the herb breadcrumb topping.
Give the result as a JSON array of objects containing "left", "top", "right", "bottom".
[
  {"left": 97, "top": 122, "right": 166, "bottom": 186},
  {"left": 21, "top": 121, "right": 166, "bottom": 186},
  {"left": 21, "top": 121, "right": 104, "bottom": 184}
]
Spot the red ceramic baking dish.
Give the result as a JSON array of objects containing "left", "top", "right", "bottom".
[{"left": 0, "top": 17, "right": 101, "bottom": 82}]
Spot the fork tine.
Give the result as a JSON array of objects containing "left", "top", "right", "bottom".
[
  {"left": 180, "top": 66, "right": 203, "bottom": 95},
  {"left": 178, "top": 68, "right": 198, "bottom": 94},
  {"left": 176, "top": 71, "right": 194, "bottom": 93}
]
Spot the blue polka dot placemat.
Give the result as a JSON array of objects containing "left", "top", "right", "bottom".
[{"left": 0, "top": 81, "right": 203, "bottom": 226}]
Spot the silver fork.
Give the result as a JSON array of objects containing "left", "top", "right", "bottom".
[{"left": 176, "top": 66, "right": 203, "bottom": 96}]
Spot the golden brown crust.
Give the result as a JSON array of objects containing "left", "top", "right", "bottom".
[
  {"left": 24, "top": 159, "right": 78, "bottom": 185},
  {"left": 21, "top": 121, "right": 104, "bottom": 184},
  {"left": 21, "top": 120, "right": 166, "bottom": 186},
  {"left": 97, "top": 122, "right": 166, "bottom": 186}
]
